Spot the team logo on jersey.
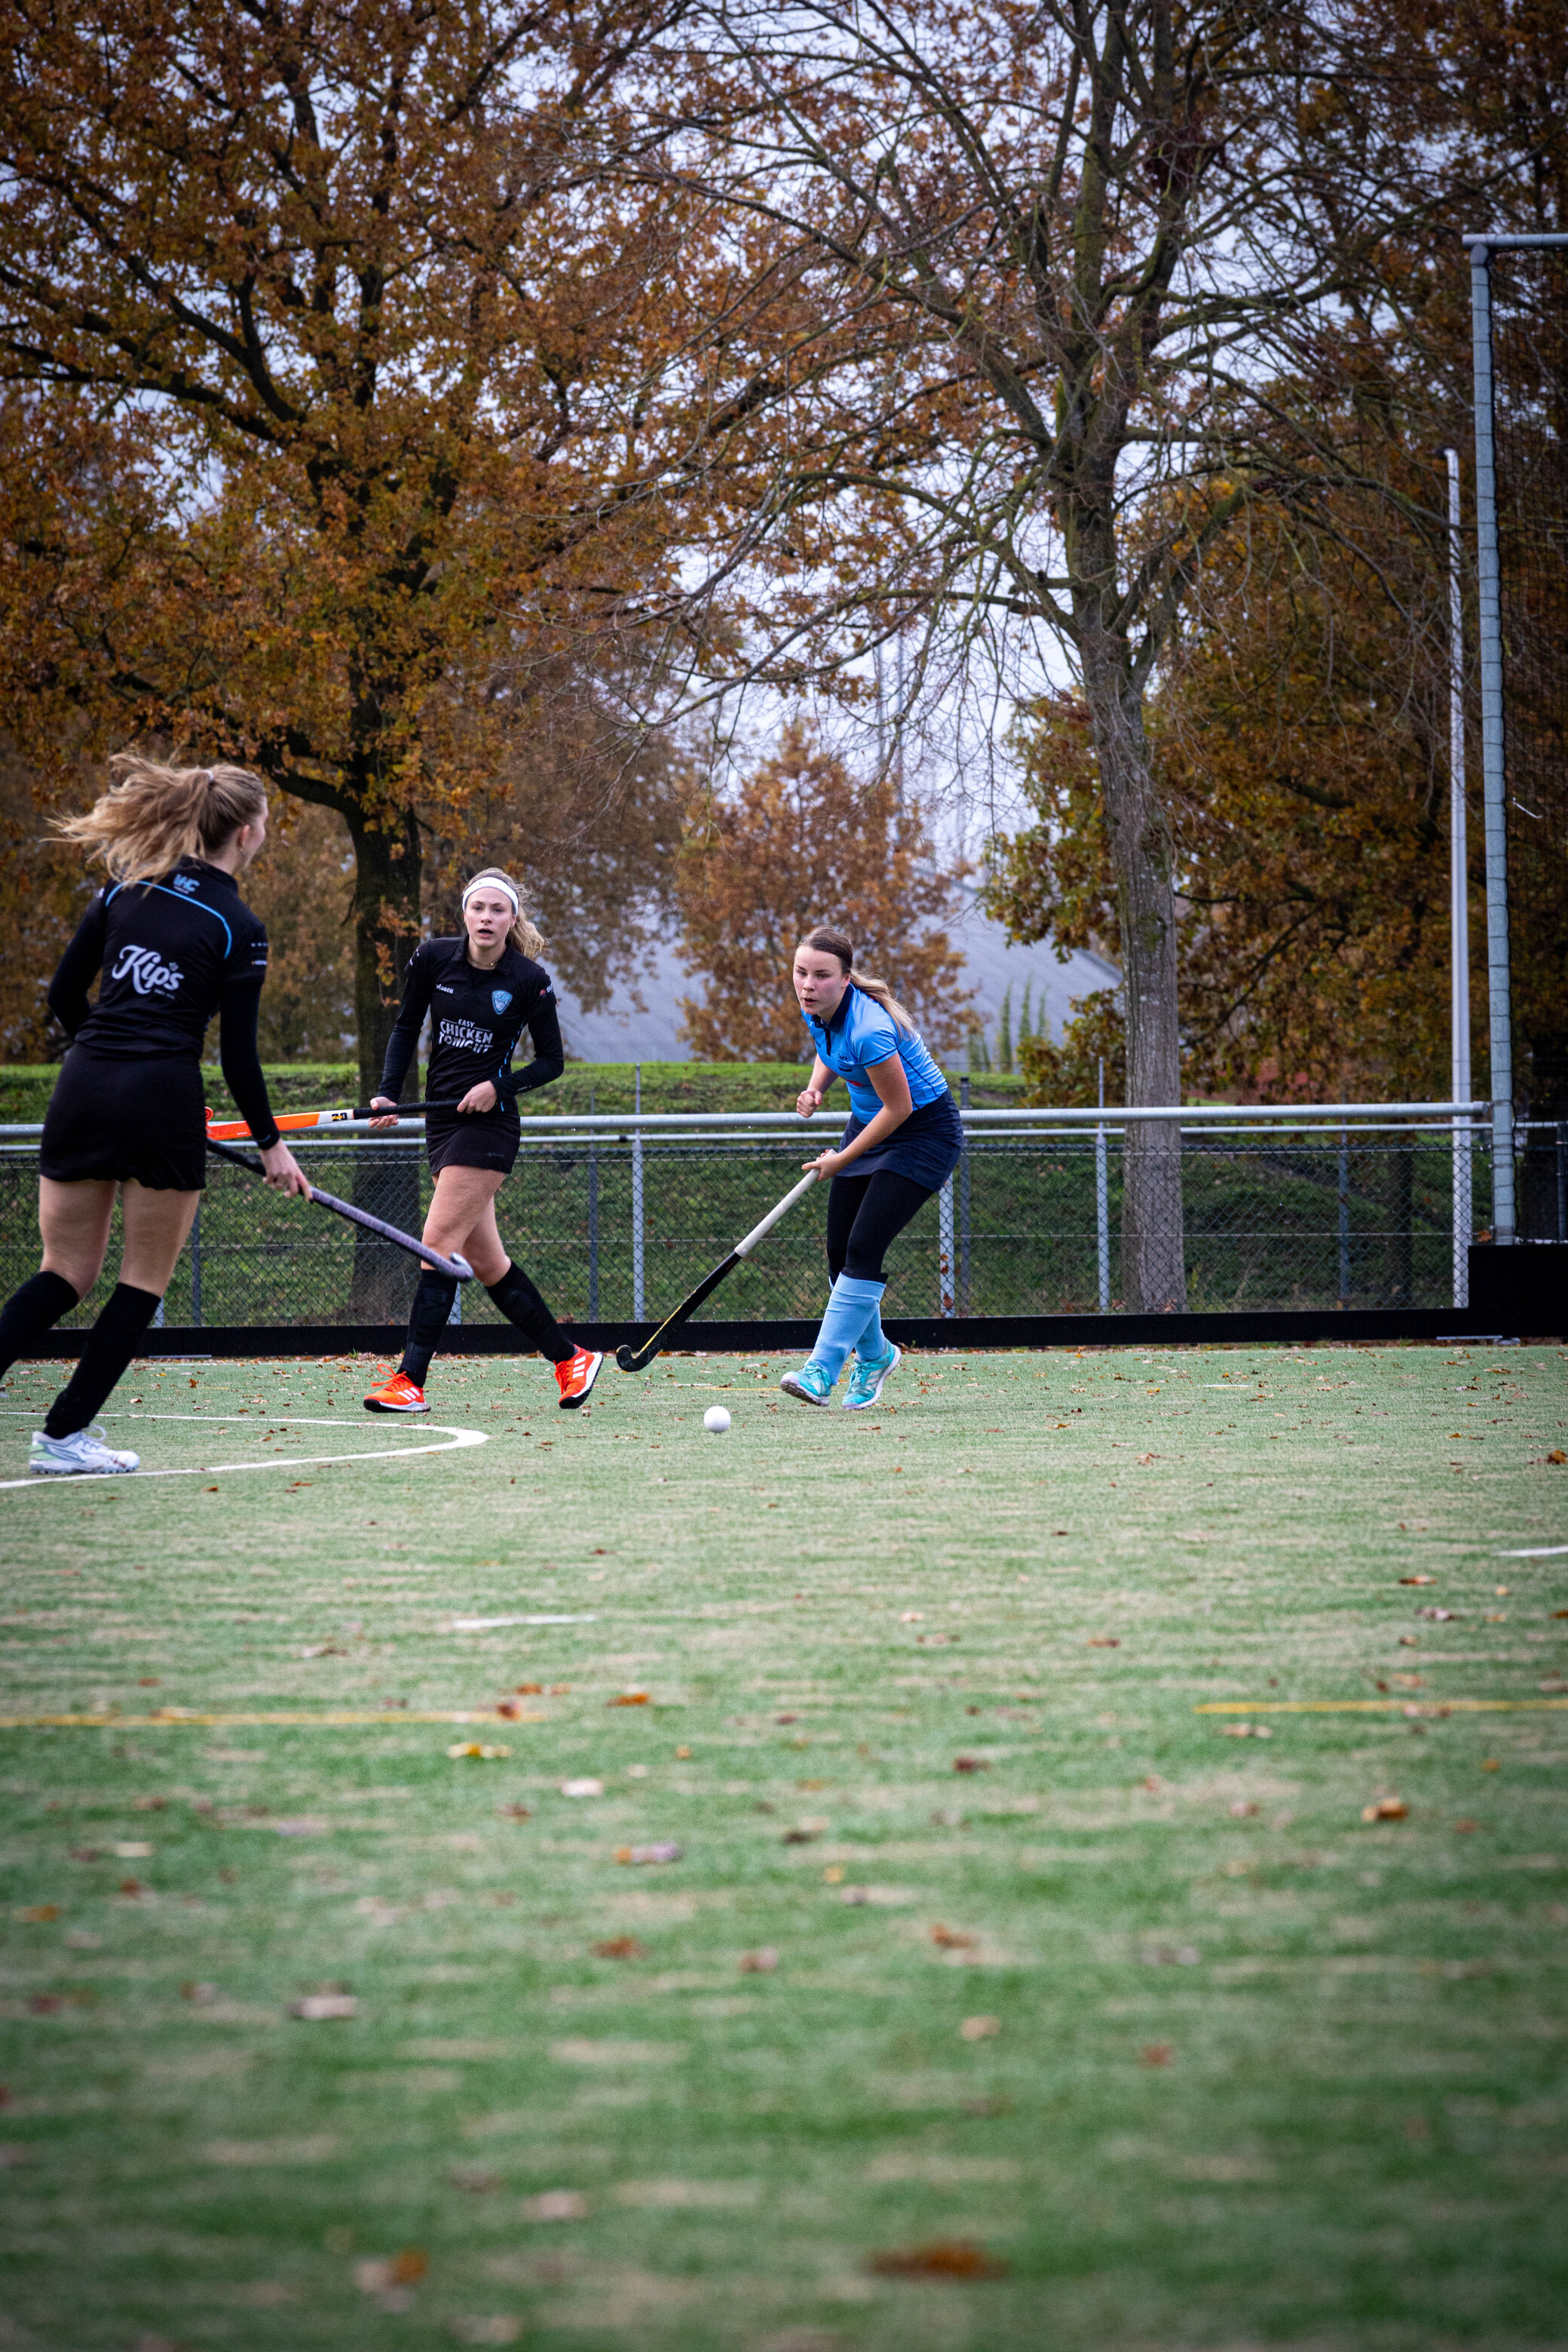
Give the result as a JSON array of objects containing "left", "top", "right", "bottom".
[
  {"left": 111, "top": 945, "right": 184, "bottom": 996},
  {"left": 491, "top": 988, "right": 513, "bottom": 1015},
  {"left": 172, "top": 873, "right": 200, "bottom": 895}
]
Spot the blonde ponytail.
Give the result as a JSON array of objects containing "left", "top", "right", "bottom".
[
  {"left": 462, "top": 865, "right": 545, "bottom": 960},
  {"left": 57, "top": 755, "right": 267, "bottom": 887},
  {"left": 800, "top": 926, "right": 917, "bottom": 1033}
]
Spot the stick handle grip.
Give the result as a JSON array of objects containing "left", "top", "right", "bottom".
[{"left": 734, "top": 1166, "right": 819, "bottom": 1258}]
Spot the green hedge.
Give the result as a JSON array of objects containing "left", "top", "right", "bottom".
[{"left": 0, "top": 1059, "right": 1032, "bottom": 1124}]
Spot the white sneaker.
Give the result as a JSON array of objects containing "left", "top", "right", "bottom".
[{"left": 29, "top": 1428, "right": 140, "bottom": 1477}]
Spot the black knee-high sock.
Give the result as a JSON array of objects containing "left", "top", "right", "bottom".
[
  {"left": 486, "top": 1260, "right": 574, "bottom": 1364},
  {"left": 43, "top": 1282, "right": 161, "bottom": 1438},
  {"left": 398, "top": 1270, "right": 459, "bottom": 1386},
  {"left": 0, "top": 1270, "right": 79, "bottom": 1383}
]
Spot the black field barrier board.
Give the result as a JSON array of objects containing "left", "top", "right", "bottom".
[{"left": 14, "top": 1307, "right": 1560, "bottom": 1362}]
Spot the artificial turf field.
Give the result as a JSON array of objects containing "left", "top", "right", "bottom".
[{"left": 0, "top": 1340, "right": 1564, "bottom": 2352}]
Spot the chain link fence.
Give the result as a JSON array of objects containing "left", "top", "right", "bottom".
[{"left": 0, "top": 1112, "right": 1510, "bottom": 1330}]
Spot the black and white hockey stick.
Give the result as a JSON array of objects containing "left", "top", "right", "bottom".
[{"left": 614, "top": 1168, "right": 820, "bottom": 1372}]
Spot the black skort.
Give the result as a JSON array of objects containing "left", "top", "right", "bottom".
[
  {"left": 40, "top": 1048, "right": 208, "bottom": 1191},
  {"left": 424, "top": 1104, "right": 521, "bottom": 1178}
]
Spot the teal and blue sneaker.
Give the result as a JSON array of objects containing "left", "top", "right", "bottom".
[
  {"left": 779, "top": 1362, "right": 835, "bottom": 1407},
  {"left": 843, "top": 1340, "right": 901, "bottom": 1412}
]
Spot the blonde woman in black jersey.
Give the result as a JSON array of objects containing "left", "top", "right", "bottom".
[
  {"left": 363, "top": 868, "right": 602, "bottom": 1413},
  {"left": 0, "top": 757, "right": 306, "bottom": 1475}
]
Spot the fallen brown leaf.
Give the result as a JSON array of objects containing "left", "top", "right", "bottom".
[
  {"left": 739, "top": 1948, "right": 779, "bottom": 1974},
  {"left": 930, "top": 1924, "right": 978, "bottom": 1950},
  {"left": 953, "top": 1756, "right": 989, "bottom": 1774},
  {"left": 868, "top": 2239, "right": 1006, "bottom": 2280},
  {"left": 1141, "top": 2042, "right": 1174, "bottom": 2067},
  {"left": 592, "top": 1937, "right": 647, "bottom": 1960},
  {"left": 17, "top": 1905, "right": 59, "bottom": 1923},
  {"left": 608, "top": 1692, "right": 650, "bottom": 1707},
  {"left": 614, "top": 1841, "right": 682, "bottom": 1866},
  {"left": 354, "top": 2249, "right": 427, "bottom": 2293},
  {"left": 1361, "top": 1798, "right": 1409, "bottom": 1822}
]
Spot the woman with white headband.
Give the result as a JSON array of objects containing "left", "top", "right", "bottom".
[{"left": 363, "top": 866, "right": 602, "bottom": 1413}]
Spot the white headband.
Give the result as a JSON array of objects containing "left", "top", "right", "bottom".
[{"left": 462, "top": 876, "right": 519, "bottom": 916}]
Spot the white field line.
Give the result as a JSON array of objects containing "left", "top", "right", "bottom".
[
  {"left": 0, "top": 1412, "right": 486, "bottom": 1492},
  {"left": 446, "top": 1613, "right": 599, "bottom": 1630},
  {"left": 1497, "top": 1543, "right": 1568, "bottom": 1557}
]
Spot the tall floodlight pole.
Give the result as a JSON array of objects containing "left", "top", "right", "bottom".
[
  {"left": 1444, "top": 449, "right": 1471, "bottom": 1108},
  {"left": 1442, "top": 446, "right": 1472, "bottom": 1303},
  {"left": 1467, "top": 237, "right": 1515, "bottom": 1244}
]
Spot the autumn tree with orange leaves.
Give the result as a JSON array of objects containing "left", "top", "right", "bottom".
[
  {"left": 0, "top": 0, "right": 708, "bottom": 1103},
  {"left": 629, "top": 0, "right": 1552, "bottom": 1305},
  {"left": 675, "top": 726, "right": 973, "bottom": 1063}
]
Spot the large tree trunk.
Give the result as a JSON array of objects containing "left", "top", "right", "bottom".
[
  {"left": 346, "top": 804, "right": 424, "bottom": 1107},
  {"left": 343, "top": 802, "right": 424, "bottom": 1321},
  {"left": 1080, "top": 633, "right": 1187, "bottom": 1312}
]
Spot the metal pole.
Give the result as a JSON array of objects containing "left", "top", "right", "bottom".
[
  {"left": 587, "top": 1083, "right": 599, "bottom": 1319},
  {"left": 1445, "top": 442, "right": 1472, "bottom": 1307},
  {"left": 1338, "top": 1126, "right": 1352, "bottom": 1305},
  {"left": 188, "top": 1201, "right": 201, "bottom": 1328},
  {"left": 1557, "top": 1121, "right": 1567, "bottom": 1243},
  {"left": 1445, "top": 447, "right": 1472, "bottom": 1111},
  {"left": 959, "top": 1075, "right": 972, "bottom": 1312},
  {"left": 1469, "top": 239, "right": 1516, "bottom": 1243},
  {"left": 1095, "top": 1057, "right": 1110, "bottom": 1312},
  {"left": 631, "top": 1063, "right": 645, "bottom": 1320},
  {"left": 938, "top": 1174, "right": 955, "bottom": 1316}
]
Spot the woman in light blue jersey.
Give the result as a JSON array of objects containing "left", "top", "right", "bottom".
[{"left": 782, "top": 924, "right": 962, "bottom": 1410}]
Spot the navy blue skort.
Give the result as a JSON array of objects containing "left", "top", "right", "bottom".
[{"left": 837, "top": 1089, "right": 963, "bottom": 1188}]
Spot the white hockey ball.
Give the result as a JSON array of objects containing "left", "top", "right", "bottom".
[{"left": 703, "top": 1406, "right": 731, "bottom": 1435}]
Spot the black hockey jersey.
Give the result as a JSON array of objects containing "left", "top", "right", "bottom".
[
  {"left": 377, "top": 936, "right": 565, "bottom": 1113},
  {"left": 46, "top": 857, "right": 279, "bottom": 1147},
  {"left": 50, "top": 859, "right": 270, "bottom": 1058}
]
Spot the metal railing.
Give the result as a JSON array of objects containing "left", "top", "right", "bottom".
[{"left": 0, "top": 1100, "right": 1524, "bottom": 1331}]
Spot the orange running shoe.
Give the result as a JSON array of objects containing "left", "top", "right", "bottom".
[
  {"left": 555, "top": 1346, "right": 603, "bottom": 1410},
  {"left": 363, "top": 1369, "right": 429, "bottom": 1415}
]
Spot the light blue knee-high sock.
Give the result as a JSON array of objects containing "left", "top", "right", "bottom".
[
  {"left": 855, "top": 1291, "right": 889, "bottom": 1364},
  {"left": 805, "top": 1275, "right": 887, "bottom": 1383}
]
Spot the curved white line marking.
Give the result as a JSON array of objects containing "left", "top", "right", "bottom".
[
  {"left": 1497, "top": 1542, "right": 1568, "bottom": 1557},
  {"left": 0, "top": 1421, "right": 487, "bottom": 1493}
]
